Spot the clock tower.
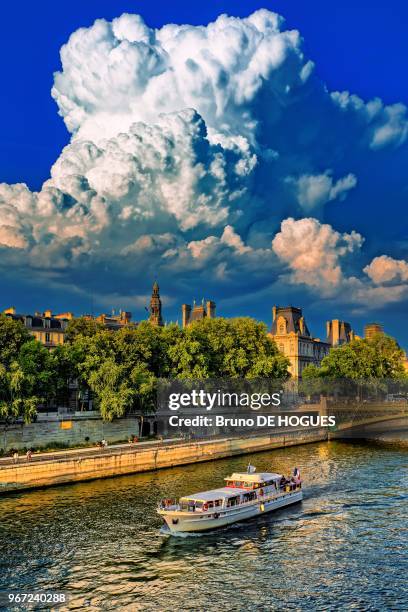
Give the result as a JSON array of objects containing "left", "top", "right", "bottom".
[{"left": 149, "top": 281, "right": 163, "bottom": 326}]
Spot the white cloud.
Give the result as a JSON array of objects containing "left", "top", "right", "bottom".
[
  {"left": 288, "top": 171, "right": 357, "bottom": 212},
  {"left": 364, "top": 255, "right": 408, "bottom": 284},
  {"left": 51, "top": 10, "right": 310, "bottom": 146},
  {"left": 331, "top": 92, "right": 408, "bottom": 150},
  {"left": 272, "top": 217, "right": 364, "bottom": 291}
]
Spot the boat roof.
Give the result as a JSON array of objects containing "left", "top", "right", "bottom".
[
  {"left": 226, "top": 472, "right": 282, "bottom": 482},
  {"left": 180, "top": 487, "right": 247, "bottom": 502}
]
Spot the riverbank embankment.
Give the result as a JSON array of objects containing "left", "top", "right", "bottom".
[{"left": 0, "top": 428, "right": 326, "bottom": 493}]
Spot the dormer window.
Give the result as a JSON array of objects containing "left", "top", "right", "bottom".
[{"left": 277, "top": 316, "right": 287, "bottom": 335}]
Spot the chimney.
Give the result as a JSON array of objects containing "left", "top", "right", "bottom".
[
  {"left": 182, "top": 304, "right": 191, "bottom": 328},
  {"left": 326, "top": 321, "right": 331, "bottom": 339},
  {"left": 4, "top": 307, "right": 16, "bottom": 315},
  {"left": 272, "top": 306, "right": 277, "bottom": 322},
  {"left": 44, "top": 309, "right": 52, "bottom": 318},
  {"left": 206, "top": 300, "right": 216, "bottom": 319}
]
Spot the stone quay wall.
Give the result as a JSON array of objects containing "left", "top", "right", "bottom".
[
  {"left": 0, "top": 413, "right": 149, "bottom": 452},
  {"left": 0, "top": 428, "right": 327, "bottom": 493}
]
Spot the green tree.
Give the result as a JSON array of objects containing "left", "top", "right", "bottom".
[
  {"left": 302, "top": 334, "right": 407, "bottom": 399},
  {"left": 69, "top": 325, "right": 163, "bottom": 421},
  {"left": 0, "top": 362, "right": 39, "bottom": 426},
  {"left": 65, "top": 316, "right": 105, "bottom": 342},
  {"left": 0, "top": 340, "right": 56, "bottom": 426},
  {"left": 303, "top": 334, "right": 406, "bottom": 380},
  {"left": 167, "top": 317, "right": 290, "bottom": 379},
  {"left": 0, "top": 314, "right": 31, "bottom": 367},
  {"left": 87, "top": 358, "right": 135, "bottom": 422}
]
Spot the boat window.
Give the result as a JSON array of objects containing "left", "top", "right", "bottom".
[
  {"left": 234, "top": 481, "right": 243, "bottom": 487},
  {"left": 180, "top": 499, "right": 201, "bottom": 511},
  {"left": 214, "top": 499, "right": 222, "bottom": 507},
  {"left": 226, "top": 496, "right": 240, "bottom": 507}
]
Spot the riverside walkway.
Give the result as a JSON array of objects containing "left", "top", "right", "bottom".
[{"left": 0, "top": 437, "right": 187, "bottom": 467}]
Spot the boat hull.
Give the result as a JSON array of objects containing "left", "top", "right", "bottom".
[{"left": 159, "top": 490, "right": 302, "bottom": 534}]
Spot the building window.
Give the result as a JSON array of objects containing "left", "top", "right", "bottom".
[
  {"left": 279, "top": 344, "right": 285, "bottom": 353},
  {"left": 45, "top": 332, "right": 50, "bottom": 344}
]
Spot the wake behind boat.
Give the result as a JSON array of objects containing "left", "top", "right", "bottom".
[{"left": 158, "top": 465, "right": 302, "bottom": 533}]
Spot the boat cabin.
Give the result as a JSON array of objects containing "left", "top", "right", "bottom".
[
  {"left": 177, "top": 472, "right": 285, "bottom": 512},
  {"left": 179, "top": 487, "right": 248, "bottom": 512},
  {"left": 225, "top": 472, "right": 282, "bottom": 490}
]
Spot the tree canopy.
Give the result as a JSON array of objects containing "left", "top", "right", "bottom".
[
  {"left": 168, "top": 317, "right": 290, "bottom": 379},
  {"left": 0, "top": 316, "right": 291, "bottom": 423},
  {"left": 0, "top": 314, "right": 31, "bottom": 368},
  {"left": 303, "top": 334, "right": 406, "bottom": 380}
]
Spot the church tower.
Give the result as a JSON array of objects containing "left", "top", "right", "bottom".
[{"left": 149, "top": 281, "right": 163, "bottom": 326}]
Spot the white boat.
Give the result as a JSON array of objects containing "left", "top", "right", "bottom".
[{"left": 157, "top": 466, "right": 302, "bottom": 533}]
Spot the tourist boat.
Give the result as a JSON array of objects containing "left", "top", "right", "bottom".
[{"left": 157, "top": 466, "right": 302, "bottom": 534}]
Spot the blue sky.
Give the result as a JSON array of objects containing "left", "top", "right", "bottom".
[{"left": 0, "top": 1, "right": 407, "bottom": 346}]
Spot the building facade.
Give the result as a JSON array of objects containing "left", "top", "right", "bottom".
[
  {"left": 364, "top": 323, "right": 384, "bottom": 339},
  {"left": 326, "top": 319, "right": 356, "bottom": 346},
  {"left": 3, "top": 307, "right": 72, "bottom": 348},
  {"left": 269, "top": 306, "right": 330, "bottom": 378},
  {"left": 182, "top": 299, "right": 216, "bottom": 328}
]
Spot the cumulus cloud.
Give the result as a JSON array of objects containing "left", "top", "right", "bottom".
[
  {"left": 287, "top": 172, "right": 357, "bottom": 212},
  {"left": 272, "top": 217, "right": 364, "bottom": 291},
  {"left": 332, "top": 92, "right": 408, "bottom": 150},
  {"left": 0, "top": 8, "right": 407, "bottom": 317},
  {"left": 364, "top": 255, "right": 408, "bottom": 284}
]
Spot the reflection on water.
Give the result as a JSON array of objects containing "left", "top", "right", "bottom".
[{"left": 0, "top": 441, "right": 407, "bottom": 611}]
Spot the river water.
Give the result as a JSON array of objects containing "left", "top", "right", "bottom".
[{"left": 0, "top": 440, "right": 407, "bottom": 611}]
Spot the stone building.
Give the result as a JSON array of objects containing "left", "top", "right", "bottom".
[
  {"left": 182, "top": 299, "right": 216, "bottom": 328},
  {"left": 87, "top": 310, "right": 133, "bottom": 330},
  {"left": 149, "top": 281, "right": 163, "bottom": 326},
  {"left": 326, "top": 319, "right": 356, "bottom": 346},
  {"left": 269, "top": 306, "right": 330, "bottom": 378},
  {"left": 3, "top": 307, "right": 72, "bottom": 349},
  {"left": 364, "top": 322, "right": 384, "bottom": 340}
]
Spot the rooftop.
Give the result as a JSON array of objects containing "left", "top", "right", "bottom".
[
  {"left": 180, "top": 487, "right": 248, "bottom": 502},
  {"left": 227, "top": 472, "right": 282, "bottom": 483}
]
